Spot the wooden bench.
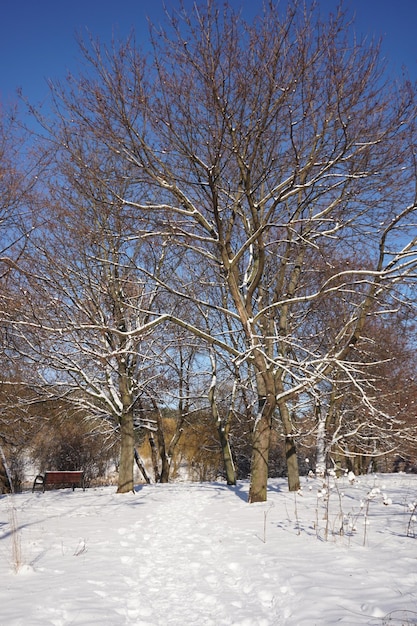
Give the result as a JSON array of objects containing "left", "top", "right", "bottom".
[{"left": 32, "top": 471, "right": 85, "bottom": 492}]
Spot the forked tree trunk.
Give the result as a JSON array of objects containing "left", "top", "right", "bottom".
[
  {"left": 117, "top": 410, "right": 135, "bottom": 493},
  {"left": 208, "top": 370, "right": 236, "bottom": 485},
  {"left": 156, "top": 411, "right": 187, "bottom": 484},
  {"left": 315, "top": 384, "right": 341, "bottom": 478},
  {"left": 163, "top": 414, "right": 186, "bottom": 483},
  {"left": 148, "top": 402, "right": 182, "bottom": 484}
]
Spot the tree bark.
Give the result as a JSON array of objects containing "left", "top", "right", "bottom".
[
  {"left": 163, "top": 415, "right": 186, "bottom": 483},
  {"left": 0, "top": 445, "right": 12, "bottom": 494},
  {"left": 248, "top": 395, "right": 273, "bottom": 503},
  {"left": 277, "top": 398, "right": 300, "bottom": 492},
  {"left": 134, "top": 447, "right": 151, "bottom": 484},
  {"left": 315, "top": 412, "right": 327, "bottom": 478},
  {"left": 148, "top": 432, "right": 161, "bottom": 482},
  {"left": 117, "top": 410, "right": 135, "bottom": 493},
  {"left": 153, "top": 405, "right": 170, "bottom": 483},
  {"left": 285, "top": 435, "right": 300, "bottom": 492},
  {"left": 208, "top": 360, "right": 236, "bottom": 486},
  {"left": 218, "top": 424, "right": 236, "bottom": 486}
]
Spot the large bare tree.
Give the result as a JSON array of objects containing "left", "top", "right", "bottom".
[{"left": 20, "top": 1, "right": 417, "bottom": 500}]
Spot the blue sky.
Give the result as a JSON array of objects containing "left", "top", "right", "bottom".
[{"left": 1, "top": 0, "right": 417, "bottom": 106}]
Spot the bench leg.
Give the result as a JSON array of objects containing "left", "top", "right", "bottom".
[{"left": 32, "top": 475, "right": 45, "bottom": 493}]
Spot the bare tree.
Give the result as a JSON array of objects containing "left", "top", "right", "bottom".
[
  {"left": 316, "top": 312, "right": 417, "bottom": 475},
  {"left": 5, "top": 136, "right": 173, "bottom": 491},
  {"left": 0, "top": 102, "right": 46, "bottom": 491},
  {"left": 20, "top": 2, "right": 417, "bottom": 501}
]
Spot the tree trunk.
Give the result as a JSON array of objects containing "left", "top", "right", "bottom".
[
  {"left": 315, "top": 384, "right": 341, "bottom": 478},
  {"left": 285, "top": 435, "right": 300, "bottom": 491},
  {"left": 0, "top": 445, "right": 12, "bottom": 494},
  {"left": 277, "top": 398, "right": 300, "bottom": 492},
  {"left": 249, "top": 396, "right": 273, "bottom": 503},
  {"left": 208, "top": 363, "right": 237, "bottom": 486},
  {"left": 148, "top": 432, "right": 161, "bottom": 482},
  {"left": 218, "top": 424, "right": 236, "bottom": 486},
  {"left": 134, "top": 447, "right": 151, "bottom": 484},
  {"left": 117, "top": 411, "right": 135, "bottom": 493},
  {"left": 315, "top": 412, "right": 327, "bottom": 478},
  {"left": 159, "top": 450, "right": 170, "bottom": 484},
  {"left": 162, "top": 414, "right": 186, "bottom": 483},
  {"left": 153, "top": 405, "right": 170, "bottom": 483}
]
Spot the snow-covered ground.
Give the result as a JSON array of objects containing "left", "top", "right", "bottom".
[{"left": 1, "top": 473, "right": 416, "bottom": 625}]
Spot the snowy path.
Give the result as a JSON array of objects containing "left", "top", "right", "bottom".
[{"left": 1, "top": 475, "right": 417, "bottom": 625}]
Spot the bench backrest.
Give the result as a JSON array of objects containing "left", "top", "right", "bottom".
[{"left": 44, "top": 471, "right": 84, "bottom": 484}]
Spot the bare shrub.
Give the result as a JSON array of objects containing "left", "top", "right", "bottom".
[{"left": 31, "top": 417, "right": 118, "bottom": 485}]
